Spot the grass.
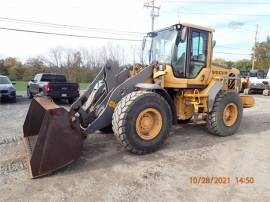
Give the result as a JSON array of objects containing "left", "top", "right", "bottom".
[
  {"left": 14, "top": 80, "right": 90, "bottom": 91},
  {"left": 14, "top": 81, "right": 27, "bottom": 91},
  {"left": 79, "top": 82, "right": 89, "bottom": 90}
]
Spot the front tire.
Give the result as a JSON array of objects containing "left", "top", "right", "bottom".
[
  {"left": 112, "top": 91, "right": 172, "bottom": 154},
  {"left": 207, "top": 91, "right": 243, "bottom": 137}
]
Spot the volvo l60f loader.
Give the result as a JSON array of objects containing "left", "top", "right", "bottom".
[{"left": 23, "top": 23, "right": 254, "bottom": 178}]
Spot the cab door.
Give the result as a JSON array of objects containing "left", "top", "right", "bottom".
[
  {"left": 163, "top": 27, "right": 212, "bottom": 88},
  {"left": 186, "top": 28, "right": 211, "bottom": 87}
]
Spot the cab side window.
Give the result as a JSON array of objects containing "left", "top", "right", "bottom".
[{"left": 188, "top": 30, "right": 208, "bottom": 78}]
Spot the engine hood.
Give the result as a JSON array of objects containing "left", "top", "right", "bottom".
[{"left": 0, "top": 84, "right": 15, "bottom": 91}]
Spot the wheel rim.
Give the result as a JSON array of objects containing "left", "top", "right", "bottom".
[
  {"left": 135, "top": 108, "right": 163, "bottom": 140},
  {"left": 223, "top": 103, "right": 238, "bottom": 127}
]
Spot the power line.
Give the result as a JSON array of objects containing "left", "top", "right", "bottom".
[
  {"left": 214, "top": 51, "right": 251, "bottom": 56},
  {"left": 216, "top": 45, "right": 251, "bottom": 51},
  {"left": 162, "top": 6, "right": 270, "bottom": 17},
  {"left": 0, "top": 27, "right": 253, "bottom": 58},
  {"left": 0, "top": 26, "right": 142, "bottom": 41},
  {"left": 161, "top": 0, "right": 270, "bottom": 5},
  {"left": 169, "top": 11, "right": 270, "bottom": 17},
  {"left": 0, "top": 16, "right": 146, "bottom": 35}
]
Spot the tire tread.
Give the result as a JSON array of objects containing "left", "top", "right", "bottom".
[
  {"left": 207, "top": 91, "right": 243, "bottom": 136},
  {"left": 112, "top": 91, "right": 171, "bottom": 154}
]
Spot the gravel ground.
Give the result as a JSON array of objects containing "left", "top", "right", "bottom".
[{"left": 0, "top": 93, "right": 269, "bottom": 202}]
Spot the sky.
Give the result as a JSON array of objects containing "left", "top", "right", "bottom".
[{"left": 0, "top": 0, "right": 269, "bottom": 62}]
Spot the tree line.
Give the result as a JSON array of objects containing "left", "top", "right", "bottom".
[
  {"left": 0, "top": 43, "right": 142, "bottom": 82},
  {"left": 212, "top": 58, "right": 252, "bottom": 71},
  {"left": 214, "top": 36, "right": 270, "bottom": 72}
]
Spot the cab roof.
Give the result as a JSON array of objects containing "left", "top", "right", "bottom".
[
  {"left": 153, "top": 23, "right": 215, "bottom": 33},
  {"left": 181, "top": 23, "right": 215, "bottom": 32}
]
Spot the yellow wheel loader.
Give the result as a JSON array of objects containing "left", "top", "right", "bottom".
[{"left": 23, "top": 23, "right": 255, "bottom": 178}]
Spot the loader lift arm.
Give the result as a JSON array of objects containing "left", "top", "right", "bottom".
[{"left": 72, "top": 64, "right": 153, "bottom": 134}]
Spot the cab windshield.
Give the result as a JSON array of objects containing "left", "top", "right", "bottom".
[
  {"left": 41, "top": 74, "right": 67, "bottom": 82},
  {"left": 150, "top": 29, "right": 178, "bottom": 64}
]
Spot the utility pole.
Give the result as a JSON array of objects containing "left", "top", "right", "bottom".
[
  {"left": 252, "top": 24, "right": 259, "bottom": 70},
  {"left": 144, "top": 0, "right": 160, "bottom": 31}
]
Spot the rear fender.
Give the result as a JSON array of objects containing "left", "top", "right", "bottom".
[{"left": 207, "top": 80, "right": 223, "bottom": 112}]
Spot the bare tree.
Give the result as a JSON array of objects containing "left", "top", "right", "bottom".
[{"left": 46, "top": 46, "right": 65, "bottom": 68}]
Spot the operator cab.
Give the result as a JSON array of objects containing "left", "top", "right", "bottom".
[{"left": 145, "top": 23, "right": 214, "bottom": 80}]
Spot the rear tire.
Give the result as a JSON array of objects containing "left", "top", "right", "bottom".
[
  {"left": 207, "top": 91, "right": 243, "bottom": 137},
  {"left": 112, "top": 91, "right": 172, "bottom": 154}
]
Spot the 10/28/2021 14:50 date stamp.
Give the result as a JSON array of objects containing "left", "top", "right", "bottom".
[{"left": 189, "top": 176, "right": 255, "bottom": 185}]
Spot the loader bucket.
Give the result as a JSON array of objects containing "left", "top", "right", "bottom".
[{"left": 23, "top": 96, "right": 83, "bottom": 178}]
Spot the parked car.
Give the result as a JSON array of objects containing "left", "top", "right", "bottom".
[
  {"left": 27, "top": 73, "right": 80, "bottom": 104},
  {"left": 243, "top": 69, "right": 270, "bottom": 95},
  {"left": 0, "top": 75, "right": 16, "bottom": 102}
]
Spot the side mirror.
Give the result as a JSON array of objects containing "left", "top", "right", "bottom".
[
  {"left": 212, "top": 40, "right": 216, "bottom": 48},
  {"left": 12, "top": 81, "right": 16, "bottom": 85},
  {"left": 180, "top": 27, "right": 187, "bottom": 42},
  {"left": 147, "top": 32, "right": 157, "bottom": 37}
]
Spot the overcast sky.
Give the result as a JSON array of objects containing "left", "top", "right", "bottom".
[{"left": 0, "top": 0, "right": 269, "bottom": 62}]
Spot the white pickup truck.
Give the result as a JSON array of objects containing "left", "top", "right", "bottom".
[{"left": 244, "top": 68, "right": 270, "bottom": 96}]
